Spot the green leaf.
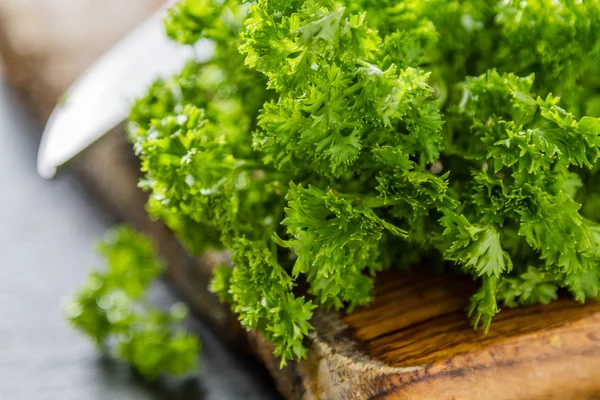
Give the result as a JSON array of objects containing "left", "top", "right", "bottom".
[{"left": 441, "top": 213, "right": 513, "bottom": 277}]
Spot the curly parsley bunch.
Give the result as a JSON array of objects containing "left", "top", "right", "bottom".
[{"left": 126, "top": 0, "right": 600, "bottom": 366}]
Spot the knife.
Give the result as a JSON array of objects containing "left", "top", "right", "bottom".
[{"left": 37, "top": 3, "right": 214, "bottom": 179}]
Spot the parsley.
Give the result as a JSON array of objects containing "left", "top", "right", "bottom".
[
  {"left": 65, "top": 227, "right": 199, "bottom": 379},
  {"left": 122, "top": 0, "right": 600, "bottom": 367}
]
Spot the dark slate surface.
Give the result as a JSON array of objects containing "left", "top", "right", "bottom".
[{"left": 0, "top": 79, "right": 280, "bottom": 400}]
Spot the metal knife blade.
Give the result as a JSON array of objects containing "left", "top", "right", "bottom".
[{"left": 37, "top": 4, "right": 214, "bottom": 179}]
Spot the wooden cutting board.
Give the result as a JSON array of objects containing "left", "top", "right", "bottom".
[{"left": 2, "top": 3, "right": 600, "bottom": 399}]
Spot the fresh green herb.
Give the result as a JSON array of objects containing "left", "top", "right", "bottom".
[
  {"left": 65, "top": 226, "right": 199, "bottom": 379},
  {"left": 123, "top": 0, "right": 600, "bottom": 367}
]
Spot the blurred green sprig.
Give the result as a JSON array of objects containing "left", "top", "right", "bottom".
[{"left": 65, "top": 226, "right": 199, "bottom": 380}]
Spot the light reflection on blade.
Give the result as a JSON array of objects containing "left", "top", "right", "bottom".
[{"left": 37, "top": 5, "right": 214, "bottom": 179}]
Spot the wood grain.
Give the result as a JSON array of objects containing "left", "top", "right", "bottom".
[{"left": 3, "top": 3, "right": 600, "bottom": 399}]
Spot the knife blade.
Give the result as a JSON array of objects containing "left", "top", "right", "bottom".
[{"left": 37, "top": 4, "right": 214, "bottom": 179}]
